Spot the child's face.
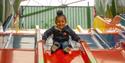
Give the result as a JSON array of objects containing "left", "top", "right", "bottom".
[{"left": 56, "top": 16, "right": 66, "bottom": 29}]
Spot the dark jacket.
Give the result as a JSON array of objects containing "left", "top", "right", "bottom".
[{"left": 42, "top": 25, "right": 80, "bottom": 42}]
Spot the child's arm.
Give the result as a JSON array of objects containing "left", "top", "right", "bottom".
[
  {"left": 67, "top": 26, "right": 81, "bottom": 42},
  {"left": 42, "top": 27, "right": 53, "bottom": 42}
]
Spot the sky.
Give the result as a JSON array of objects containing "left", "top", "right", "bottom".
[{"left": 20, "top": 0, "right": 95, "bottom": 6}]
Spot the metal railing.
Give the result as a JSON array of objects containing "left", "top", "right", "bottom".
[
  {"left": 92, "top": 29, "right": 112, "bottom": 49},
  {"left": 3, "top": 32, "right": 13, "bottom": 48}
]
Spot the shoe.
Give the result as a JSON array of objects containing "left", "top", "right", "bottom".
[
  {"left": 64, "top": 47, "right": 72, "bottom": 54},
  {"left": 51, "top": 44, "right": 59, "bottom": 54}
]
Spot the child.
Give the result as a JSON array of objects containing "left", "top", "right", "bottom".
[{"left": 42, "top": 10, "right": 83, "bottom": 54}]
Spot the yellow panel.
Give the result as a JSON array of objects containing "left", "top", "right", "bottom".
[{"left": 93, "top": 16, "right": 107, "bottom": 32}]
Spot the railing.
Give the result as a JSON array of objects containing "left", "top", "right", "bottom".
[
  {"left": 80, "top": 41, "right": 97, "bottom": 63},
  {"left": 3, "top": 32, "right": 13, "bottom": 48},
  {"left": 37, "top": 42, "right": 45, "bottom": 63},
  {"left": 92, "top": 29, "right": 112, "bottom": 49},
  {"left": 119, "top": 31, "right": 125, "bottom": 40},
  {"left": 0, "top": 32, "right": 13, "bottom": 48},
  {"left": 120, "top": 15, "right": 125, "bottom": 26},
  {"left": 90, "top": 33, "right": 104, "bottom": 49}
]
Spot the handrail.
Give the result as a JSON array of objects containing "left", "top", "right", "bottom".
[
  {"left": 116, "top": 16, "right": 125, "bottom": 30},
  {"left": 91, "top": 33, "right": 104, "bottom": 49},
  {"left": 35, "top": 25, "right": 40, "bottom": 48},
  {"left": 3, "top": 15, "right": 13, "bottom": 32},
  {"left": 80, "top": 41, "right": 97, "bottom": 63},
  {"left": 119, "top": 31, "right": 125, "bottom": 40},
  {"left": 120, "top": 15, "right": 125, "bottom": 21},
  {"left": 92, "top": 29, "right": 111, "bottom": 49},
  {"left": 3, "top": 32, "right": 13, "bottom": 48},
  {"left": 37, "top": 41, "right": 45, "bottom": 63}
]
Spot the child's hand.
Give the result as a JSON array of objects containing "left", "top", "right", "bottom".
[
  {"left": 39, "top": 40, "right": 46, "bottom": 45},
  {"left": 79, "top": 40, "right": 85, "bottom": 43}
]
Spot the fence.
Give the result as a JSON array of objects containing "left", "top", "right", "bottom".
[{"left": 20, "top": 6, "right": 94, "bottom": 29}]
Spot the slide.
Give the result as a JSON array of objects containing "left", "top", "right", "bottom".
[
  {"left": 38, "top": 41, "right": 97, "bottom": 63},
  {"left": 44, "top": 50, "right": 85, "bottom": 63}
]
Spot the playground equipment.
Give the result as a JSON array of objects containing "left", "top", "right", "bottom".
[
  {"left": 93, "top": 15, "right": 122, "bottom": 33},
  {"left": 0, "top": 27, "right": 125, "bottom": 63},
  {"left": 39, "top": 40, "right": 96, "bottom": 63}
]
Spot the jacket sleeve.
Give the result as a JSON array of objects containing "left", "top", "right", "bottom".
[
  {"left": 67, "top": 26, "right": 80, "bottom": 42},
  {"left": 42, "top": 27, "right": 53, "bottom": 41}
]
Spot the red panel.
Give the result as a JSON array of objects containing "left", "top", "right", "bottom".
[
  {"left": 92, "top": 49, "right": 125, "bottom": 63},
  {"left": 0, "top": 49, "right": 35, "bottom": 63},
  {"left": 0, "top": 49, "right": 13, "bottom": 63},
  {"left": 44, "top": 50, "right": 85, "bottom": 63}
]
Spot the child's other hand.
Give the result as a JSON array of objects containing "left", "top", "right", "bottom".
[{"left": 64, "top": 47, "right": 72, "bottom": 54}]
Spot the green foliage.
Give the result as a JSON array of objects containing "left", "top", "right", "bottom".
[
  {"left": 13, "top": 0, "right": 21, "bottom": 13},
  {"left": 0, "top": 5, "right": 3, "bottom": 23},
  {"left": 111, "top": 0, "right": 116, "bottom": 17},
  {"left": 0, "top": 0, "right": 3, "bottom": 23},
  {"left": 95, "top": 0, "right": 125, "bottom": 18}
]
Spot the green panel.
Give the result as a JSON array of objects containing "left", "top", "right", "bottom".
[
  {"left": 0, "top": 0, "right": 3, "bottom": 23},
  {"left": 20, "top": 6, "right": 94, "bottom": 29},
  {"left": 87, "top": 3, "right": 91, "bottom": 28}
]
